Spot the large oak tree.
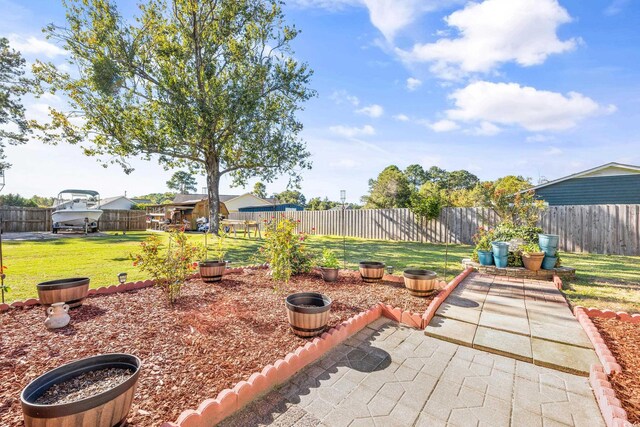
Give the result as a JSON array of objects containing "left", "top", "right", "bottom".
[{"left": 34, "top": 0, "right": 314, "bottom": 232}]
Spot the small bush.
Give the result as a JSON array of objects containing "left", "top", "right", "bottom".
[
  {"left": 319, "top": 248, "right": 340, "bottom": 269},
  {"left": 261, "top": 216, "right": 313, "bottom": 282},
  {"left": 132, "top": 231, "right": 204, "bottom": 304}
]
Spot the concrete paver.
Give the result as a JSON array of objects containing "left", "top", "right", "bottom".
[
  {"left": 221, "top": 320, "right": 604, "bottom": 427},
  {"left": 426, "top": 273, "right": 597, "bottom": 376}
]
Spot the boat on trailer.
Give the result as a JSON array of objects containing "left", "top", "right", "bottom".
[{"left": 51, "top": 189, "right": 103, "bottom": 233}]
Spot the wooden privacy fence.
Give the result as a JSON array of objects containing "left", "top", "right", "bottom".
[
  {"left": 0, "top": 207, "right": 147, "bottom": 232},
  {"left": 230, "top": 204, "right": 640, "bottom": 256}
]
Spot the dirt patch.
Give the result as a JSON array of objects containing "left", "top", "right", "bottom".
[
  {"left": 34, "top": 368, "right": 133, "bottom": 405},
  {"left": 592, "top": 317, "right": 640, "bottom": 424},
  {"left": 0, "top": 269, "right": 433, "bottom": 426}
]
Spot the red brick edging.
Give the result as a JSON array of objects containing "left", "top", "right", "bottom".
[
  {"left": 161, "top": 304, "right": 383, "bottom": 427},
  {"left": 573, "top": 305, "right": 639, "bottom": 427}
]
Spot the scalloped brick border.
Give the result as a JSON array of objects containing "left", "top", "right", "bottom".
[
  {"left": 0, "top": 265, "right": 266, "bottom": 312},
  {"left": 161, "top": 304, "right": 383, "bottom": 427},
  {"left": 573, "top": 304, "right": 640, "bottom": 427}
]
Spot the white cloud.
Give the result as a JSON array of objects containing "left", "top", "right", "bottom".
[
  {"left": 8, "top": 34, "right": 66, "bottom": 58},
  {"left": 329, "top": 124, "right": 376, "bottom": 138},
  {"left": 605, "top": 0, "right": 630, "bottom": 16},
  {"left": 471, "top": 121, "right": 501, "bottom": 136},
  {"left": 329, "top": 90, "right": 360, "bottom": 106},
  {"left": 397, "top": 0, "right": 578, "bottom": 79},
  {"left": 330, "top": 158, "right": 359, "bottom": 168},
  {"left": 355, "top": 104, "right": 384, "bottom": 118},
  {"left": 406, "top": 77, "right": 422, "bottom": 91},
  {"left": 445, "top": 81, "right": 615, "bottom": 132},
  {"left": 544, "top": 146, "right": 563, "bottom": 155},
  {"left": 393, "top": 114, "right": 410, "bottom": 122},
  {"left": 426, "top": 119, "right": 460, "bottom": 132},
  {"left": 526, "top": 134, "right": 553, "bottom": 143}
]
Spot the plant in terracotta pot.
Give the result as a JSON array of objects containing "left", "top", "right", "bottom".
[
  {"left": 318, "top": 248, "right": 340, "bottom": 282},
  {"left": 472, "top": 227, "right": 494, "bottom": 266},
  {"left": 199, "top": 232, "right": 228, "bottom": 283},
  {"left": 519, "top": 242, "right": 545, "bottom": 271}
]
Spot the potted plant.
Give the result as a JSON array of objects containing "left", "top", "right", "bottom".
[
  {"left": 318, "top": 249, "right": 340, "bottom": 282},
  {"left": 403, "top": 269, "right": 438, "bottom": 297},
  {"left": 520, "top": 242, "right": 545, "bottom": 271},
  {"left": 199, "top": 232, "right": 227, "bottom": 283},
  {"left": 472, "top": 227, "right": 494, "bottom": 266},
  {"left": 359, "top": 261, "right": 385, "bottom": 283},
  {"left": 20, "top": 353, "right": 141, "bottom": 427},
  {"left": 285, "top": 292, "right": 332, "bottom": 337},
  {"left": 37, "top": 277, "right": 90, "bottom": 309}
]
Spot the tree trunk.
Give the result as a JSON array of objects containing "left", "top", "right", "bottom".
[{"left": 206, "top": 166, "right": 221, "bottom": 235}]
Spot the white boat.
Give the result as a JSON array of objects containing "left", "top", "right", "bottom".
[{"left": 51, "top": 189, "right": 103, "bottom": 233}]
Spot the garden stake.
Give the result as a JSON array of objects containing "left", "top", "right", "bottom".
[{"left": 0, "top": 215, "right": 5, "bottom": 304}]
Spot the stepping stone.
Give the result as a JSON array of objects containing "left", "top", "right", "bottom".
[
  {"left": 436, "top": 296, "right": 483, "bottom": 324},
  {"left": 531, "top": 338, "right": 599, "bottom": 376},
  {"left": 478, "top": 311, "right": 530, "bottom": 336},
  {"left": 529, "top": 320, "right": 594, "bottom": 349},
  {"left": 425, "top": 316, "right": 477, "bottom": 347},
  {"left": 473, "top": 326, "right": 533, "bottom": 363}
]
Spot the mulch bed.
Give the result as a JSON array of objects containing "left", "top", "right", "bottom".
[
  {"left": 0, "top": 269, "right": 433, "bottom": 426},
  {"left": 591, "top": 317, "right": 640, "bottom": 424}
]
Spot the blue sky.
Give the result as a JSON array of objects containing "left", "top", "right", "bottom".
[{"left": 2, "top": 0, "right": 639, "bottom": 203}]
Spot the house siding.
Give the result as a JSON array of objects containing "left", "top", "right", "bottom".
[
  {"left": 535, "top": 175, "right": 640, "bottom": 205},
  {"left": 239, "top": 203, "right": 303, "bottom": 212}
]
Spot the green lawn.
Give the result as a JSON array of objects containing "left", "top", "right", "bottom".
[{"left": 1, "top": 232, "right": 638, "bottom": 313}]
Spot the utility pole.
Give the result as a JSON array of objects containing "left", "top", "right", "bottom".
[{"left": 340, "top": 190, "right": 346, "bottom": 269}]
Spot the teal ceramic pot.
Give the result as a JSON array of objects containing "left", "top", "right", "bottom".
[
  {"left": 491, "top": 241, "right": 509, "bottom": 257},
  {"left": 477, "top": 250, "right": 494, "bottom": 266},
  {"left": 494, "top": 255, "right": 508, "bottom": 268},
  {"left": 541, "top": 256, "right": 558, "bottom": 270}
]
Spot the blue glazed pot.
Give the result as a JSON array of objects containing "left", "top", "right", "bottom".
[
  {"left": 538, "top": 234, "right": 559, "bottom": 250},
  {"left": 494, "top": 255, "right": 508, "bottom": 268},
  {"left": 491, "top": 241, "right": 510, "bottom": 257},
  {"left": 541, "top": 256, "right": 558, "bottom": 270},
  {"left": 477, "top": 250, "right": 494, "bottom": 266}
]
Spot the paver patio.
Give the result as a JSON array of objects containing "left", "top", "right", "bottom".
[
  {"left": 220, "top": 319, "right": 604, "bottom": 426},
  {"left": 425, "top": 273, "right": 599, "bottom": 375}
]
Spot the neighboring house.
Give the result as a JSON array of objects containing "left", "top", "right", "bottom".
[
  {"left": 98, "top": 196, "right": 137, "bottom": 210},
  {"left": 239, "top": 203, "right": 303, "bottom": 213},
  {"left": 173, "top": 192, "right": 274, "bottom": 213},
  {"left": 525, "top": 162, "right": 640, "bottom": 206}
]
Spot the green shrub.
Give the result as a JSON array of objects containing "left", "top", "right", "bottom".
[
  {"left": 319, "top": 248, "right": 340, "bottom": 269},
  {"left": 472, "top": 226, "right": 494, "bottom": 262},
  {"left": 260, "top": 216, "right": 313, "bottom": 282},
  {"left": 492, "top": 224, "right": 542, "bottom": 244},
  {"left": 132, "top": 231, "right": 205, "bottom": 304}
]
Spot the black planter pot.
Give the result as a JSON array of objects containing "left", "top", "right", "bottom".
[
  {"left": 319, "top": 267, "right": 339, "bottom": 282},
  {"left": 285, "top": 292, "right": 332, "bottom": 337},
  {"left": 21, "top": 353, "right": 141, "bottom": 427},
  {"left": 37, "top": 277, "right": 90, "bottom": 309}
]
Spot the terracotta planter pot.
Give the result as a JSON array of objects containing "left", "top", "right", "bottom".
[
  {"left": 37, "top": 278, "right": 90, "bottom": 309},
  {"left": 199, "top": 260, "right": 226, "bottom": 283},
  {"left": 21, "top": 353, "right": 141, "bottom": 427},
  {"left": 319, "top": 267, "right": 339, "bottom": 282},
  {"left": 403, "top": 269, "right": 438, "bottom": 297},
  {"left": 285, "top": 292, "right": 332, "bottom": 337},
  {"left": 522, "top": 252, "right": 545, "bottom": 271},
  {"left": 359, "top": 261, "right": 385, "bottom": 283}
]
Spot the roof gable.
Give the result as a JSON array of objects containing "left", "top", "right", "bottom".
[{"left": 524, "top": 162, "right": 640, "bottom": 193}]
